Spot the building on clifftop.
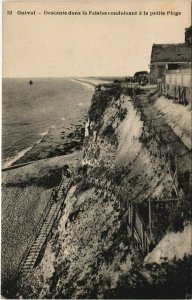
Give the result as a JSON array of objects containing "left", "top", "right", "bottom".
[{"left": 150, "top": 25, "right": 192, "bottom": 84}]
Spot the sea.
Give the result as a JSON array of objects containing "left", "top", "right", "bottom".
[{"left": 2, "top": 78, "right": 94, "bottom": 168}]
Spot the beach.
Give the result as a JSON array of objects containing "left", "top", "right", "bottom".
[
  {"left": 2, "top": 152, "right": 81, "bottom": 285},
  {"left": 1, "top": 78, "right": 96, "bottom": 286}
]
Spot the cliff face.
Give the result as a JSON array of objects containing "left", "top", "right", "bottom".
[{"left": 19, "top": 87, "right": 192, "bottom": 299}]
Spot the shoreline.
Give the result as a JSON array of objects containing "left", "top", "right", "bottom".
[
  {"left": 2, "top": 77, "right": 95, "bottom": 169},
  {"left": 72, "top": 77, "right": 113, "bottom": 87},
  {"left": 2, "top": 134, "right": 46, "bottom": 170},
  {"left": 2, "top": 118, "right": 86, "bottom": 168},
  {"left": 71, "top": 78, "right": 96, "bottom": 89}
]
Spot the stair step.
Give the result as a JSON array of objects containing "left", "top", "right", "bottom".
[
  {"left": 25, "top": 261, "right": 35, "bottom": 266},
  {"left": 39, "top": 229, "right": 47, "bottom": 234},
  {"left": 21, "top": 271, "right": 29, "bottom": 274},
  {"left": 42, "top": 222, "right": 50, "bottom": 225},
  {"left": 25, "top": 261, "right": 36, "bottom": 267},
  {"left": 33, "top": 242, "right": 41, "bottom": 246},
  {"left": 36, "top": 234, "right": 44, "bottom": 242},
  {"left": 29, "top": 250, "right": 37, "bottom": 254},
  {"left": 21, "top": 269, "right": 29, "bottom": 273},
  {"left": 26, "top": 253, "right": 37, "bottom": 257},
  {"left": 38, "top": 233, "right": 46, "bottom": 238},
  {"left": 26, "top": 259, "right": 35, "bottom": 263},
  {"left": 24, "top": 262, "right": 34, "bottom": 266},
  {"left": 31, "top": 244, "right": 41, "bottom": 248},
  {"left": 21, "top": 271, "right": 28, "bottom": 274},
  {"left": 30, "top": 245, "right": 40, "bottom": 249},
  {"left": 37, "top": 235, "right": 44, "bottom": 239},
  {"left": 40, "top": 219, "right": 50, "bottom": 226},
  {"left": 25, "top": 259, "right": 36, "bottom": 264},
  {"left": 28, "top": 252, "right": 38, "bottom": 257},
  {"left": 40, "top": 232, "right": 47, "bottom": 236},
  {"left": 40, "top": 230, "right": 48, "bottom": 234},
  {"left": 34, "top": 240, "right": 43, "bottom": 244},
  {"left": 26, "top": 254, "right": 36, "bottom": 258}
]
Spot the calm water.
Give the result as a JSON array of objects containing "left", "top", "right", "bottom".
[{"left": 2, "top": 78, "right": 94, "bottom": 167}]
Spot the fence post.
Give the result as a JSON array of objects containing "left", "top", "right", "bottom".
[
  {"left": 131, "top": 202, "right": 134, "bottom": 237},
  {"left": 149, "top": 199, "right": 152, "bottom": 238}
]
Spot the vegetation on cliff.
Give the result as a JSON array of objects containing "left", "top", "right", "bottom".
[{"left": 17, "top": 86, "right": 192, "bottom": 299}]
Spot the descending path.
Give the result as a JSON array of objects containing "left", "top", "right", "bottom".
[
  {"left": 133, "top": 89, "right": 191, "bottom": 198},
  {"left": 138, "top": 91, "right": 191, "bottom": 173},
  {"left": 19, "top": 177, "right": 72, "bottom": 275}
]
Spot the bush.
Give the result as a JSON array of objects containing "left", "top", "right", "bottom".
[{"left": 152, "top": 198, "right": 192, "bottom": 242}]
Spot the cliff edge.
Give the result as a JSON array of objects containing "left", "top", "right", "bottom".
[{"left": 18, "top": 85, "right": 192, "bottom": 299}]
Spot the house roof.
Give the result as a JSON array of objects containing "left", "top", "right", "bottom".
[{"left": 151, "top": 43, "right": 192, "bottom": 63}]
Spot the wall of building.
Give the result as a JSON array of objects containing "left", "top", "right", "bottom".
[
  {"left": 150, "top": 64, "right": 166, "bottom": 84},
  {"left": 164, "top": 69, "right": 192, "bottom": 106},
  {"left": 150, "top": 62, "right": 190, "bottom": 84},
  {"left": 166, "top": 68, "right": 192, "bottom": 88}
]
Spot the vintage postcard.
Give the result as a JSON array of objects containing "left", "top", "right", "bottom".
[{"left": 1, "top": 0, "right": 192, "bottom": 299}]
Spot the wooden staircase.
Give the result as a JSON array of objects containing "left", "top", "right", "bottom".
[{"left": 19, "top": 178, "right": 71, "bottom": 275}]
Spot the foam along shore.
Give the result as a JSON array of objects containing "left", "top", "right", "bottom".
[
  {"left": 2, "top": 133, "right": 47, "bottom": 169},
  {"left": 4, "top": 115, "right": 86, "bottom": 167},
  {"left": 72, "top": 77, "right": 113, "bottom": 88}
]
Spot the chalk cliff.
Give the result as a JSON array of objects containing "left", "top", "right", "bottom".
[{"left": 19, "top": 86, "right": 192, "bottom": 299}]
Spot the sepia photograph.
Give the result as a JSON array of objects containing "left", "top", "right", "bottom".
[{"left": 1, "top": 0, "right": 192, "bottom": 298}]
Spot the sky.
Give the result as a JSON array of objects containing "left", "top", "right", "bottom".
[{"left": 3, "top": 0, "right": 192, "bottom": 78}]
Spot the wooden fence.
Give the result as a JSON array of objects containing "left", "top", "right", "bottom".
[{"left": 86, "top": 172, "right": 179, "bottom": 255}]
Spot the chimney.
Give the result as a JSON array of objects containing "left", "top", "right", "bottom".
[{"left": 185, "top": 26, "right": 192, "bottom": 46}]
